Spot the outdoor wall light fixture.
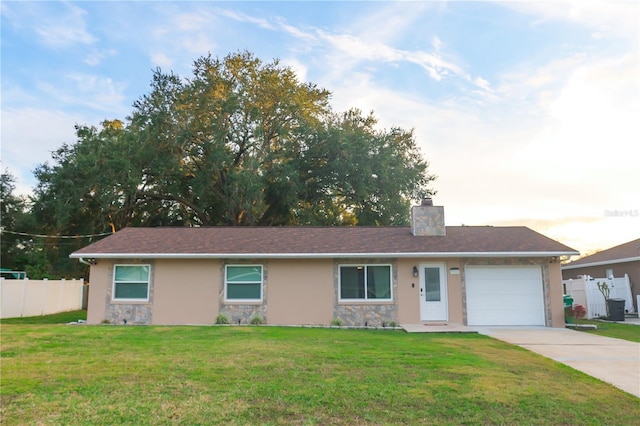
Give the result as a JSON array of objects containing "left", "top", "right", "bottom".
[{"left": 412, "top": 266, "right": 419, "bottom": 277}]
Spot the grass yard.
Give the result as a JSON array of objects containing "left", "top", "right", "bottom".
[
  {"left": 1, "top": 324, "right": 638, "bottom": 425},
  {"left": 0, "top": 310, "right": 87, "bottom": 325},
  {"left": 575, "top": 319, "right": 640, "bottom": 343}
]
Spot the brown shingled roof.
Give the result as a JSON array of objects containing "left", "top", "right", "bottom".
[
  {"left": 70, "top": 226, "right": 577, "bottom": 258},
  {"left": 563, "top": 238, "right": 640, "bottom": 268}
]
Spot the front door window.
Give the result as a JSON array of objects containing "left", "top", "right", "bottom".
[
  {"left": 424, "top": 267, "right": 441, "bottom": 302},
  {"left": 419, "top": 263, "right": 448, "bottom": 321}
]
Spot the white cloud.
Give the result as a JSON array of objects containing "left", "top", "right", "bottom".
[
  {"left": 497, "top": 54, "right": 588, "bottom": 112},
  {"left": 36, "top": 74, "right": 128, "bottom": 114},
  {"left": 0, "top": 108, "right": 89, "bottom": 195},
  {"left": 503, "top": 1, "right": 639, "bottom": 40},
  {"left": 270, "top": 18, "right": 491, "bottom": 99},
  {"left": 346, "top": 1, "right": 437, "bottom": 45},
  {"left": 174, "top": 11, "right": 213, "bottom": 31},
  {"left": 84, "top": 48, "right": 118, "bottom": 66},
  {"left": 473, "top": 77, "right": 491, "bottom": 92},
  {"left": 514, "top": 53, "right": 640, "bottom": 172},
  {"left": 34, "top": 3, "right": 97, "bottom": 48},
  {"left": 281, "top": 58, "right": 308, "bottom": 83},
  {"left": 151, "top": 52, "right": 174, "bottom": 69},
  {"left": 215, "top": 8, "right": 276, "bottom": 31},
  {"left": 275, "top": 18, "right": 316, "bottom": 43},
  {"left": 282, "top": 13, "right": 497, "bottom": 101},
  {"left": 1, "top": 2, "right": 97, "bottom": 48},
  {"left": 320, "top": 31, "right": 639, "bottom": 257}
]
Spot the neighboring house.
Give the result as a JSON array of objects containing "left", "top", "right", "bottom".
[
  {"left": 562, "top": 238, "right": 640, "bottom": 312},
  {"left": 71, "top": 200, "right": 578, "bottom": 327}
]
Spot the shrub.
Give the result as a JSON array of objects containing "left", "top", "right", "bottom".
[
  {"left": 573, "top": 305, "right": 587, "bottom": 323},
  {"left": 215, "top": 313, "right": 230, "bottom": 325},
  {"left": 250, "top": 315, "right": 264, "bottom": 325},
  {"left": 330, "top": 318, "right": 343, "bottom": 327}
]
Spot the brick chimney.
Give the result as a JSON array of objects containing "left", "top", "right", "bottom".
[{"left": 411, "top": 198, "right": 445, "bottom": 236}]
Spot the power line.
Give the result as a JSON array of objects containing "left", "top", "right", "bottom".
[{"left": 0, "top": 229, "right": 112, "bottom": 239}]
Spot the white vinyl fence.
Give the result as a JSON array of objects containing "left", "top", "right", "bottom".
[
  {"left": 0, "top": 278, "right": 85, "bottom": 319},
  {"left": 563, "top": 274, "right": 634, "bottom": 318}
]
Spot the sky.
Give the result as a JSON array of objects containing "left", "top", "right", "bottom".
[{"left": 1, "top": 1, "right": 639, "bottom": 258}]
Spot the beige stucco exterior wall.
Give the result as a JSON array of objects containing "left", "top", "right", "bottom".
[
  {"left": 86, "top": 255, "right": 565, "bottom": 327},
  {"left": 87, "top": 262, "right": 110, "bottom": 324},
  {"left": 548, "top": 261, "right": 565, "bottom": 327},
  {"left": 396, "top": 258, "right": 419, "bottom": 324},
  {"left": 152, "top": 259, "right": 220, "bottom": 325},
  {"left": 267, "top": 259, "right": 334, "bottom": 325},
  {"left": 444, "top": 259, "right": 464, "bottom": 324}
]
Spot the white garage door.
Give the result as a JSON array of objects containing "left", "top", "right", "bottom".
[{"left": 465, "top": 266, "right": 545, "bottom": 326}]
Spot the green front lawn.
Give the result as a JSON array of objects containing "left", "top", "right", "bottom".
[
  {"left": 575, "top": 319, "right": 640, "bottom": 343},
  {"left": 1, "top": 325, "right": 638, "bottom": 425},
  {"left": 0, "top": 310, "right": 87, "bottom": 325}
]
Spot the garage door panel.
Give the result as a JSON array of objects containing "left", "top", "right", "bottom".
[
  {"left": 466, "top": 267, "right": 541, "bottom": 281},
  {"left": 465, "top": 266, "right": 545, "bottom": 326},
  {"left": 467, "top": 281, "right": 541, "bottom": 296},
  {"left": 469, "top": 295, "right": 522, "bottom": 309},
  {"left": 470, "top": 308, "right": 543, "bottom": 326}
]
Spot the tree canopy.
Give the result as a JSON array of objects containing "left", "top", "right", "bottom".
[{"left": 6, "top": 51, "right": 436, "bottom": 278}]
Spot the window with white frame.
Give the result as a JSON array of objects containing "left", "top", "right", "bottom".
[
  {"left": 225, "top": 265, "right": 263, "bottom": 301},
  {"left": 339, "top": 265, "right": 392, "bottom": 301},
  {"left": 113, "top": 265, "right": 150, "bottom": 301}
]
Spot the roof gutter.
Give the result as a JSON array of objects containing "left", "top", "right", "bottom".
[
  {"left": 71, "top": 251, "right": 579, "bottom": 260},
  {"left": 562, "top": 256, "right": 640, "bottom": 270}
]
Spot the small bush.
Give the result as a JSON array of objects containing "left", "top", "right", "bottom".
[
  {"left": 215, "top": 313, "right": 230, "bottom": 325},
  {"left": 573, "top": 305, "right": 587, "bottom": 323},
  {"left": 250, "top": 315, "right": 264, "bottom": 325},
  {"left": 330, "top": 318, "right": 343, "bottom": 327}
]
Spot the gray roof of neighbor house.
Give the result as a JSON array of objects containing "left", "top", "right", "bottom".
[
  {"left": 562, "top": 238, "right": 640, "bottom": 269},
  {"left": 70, "top": 226, "right": 578, "bottom": 259}
]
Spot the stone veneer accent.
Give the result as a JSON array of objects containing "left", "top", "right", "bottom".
[
  {"left": 411, "top": 203, "right": 445, "bottom": 236},
  {"left": 333, "top": 259, "right": 398, "bottom": 326},
  {"left": 460, "top": 257, "right": 552, "bottom": 326},
  {"left": 104, "top": 260, "right": 154, "bottom": 325},
  {"left": 218, "top": 260, "right": 268, "bottom": 324}
]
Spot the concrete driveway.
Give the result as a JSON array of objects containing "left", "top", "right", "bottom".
[{"left": 477, "top": 327, "right": 640, "bottom": 398}]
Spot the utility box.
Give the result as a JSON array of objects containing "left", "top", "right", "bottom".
[
  {"left": 607, "top": 298, "right": 625, "bottom": 322},
  {"left": 563, "top": 295, "right": 573, "bottom": 307},
  {"left": 564, "top": 295, "right": 575, "bottom": 324}
]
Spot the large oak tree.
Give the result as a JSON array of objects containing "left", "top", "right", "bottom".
[{"left": 32, "top": 51, "right": 435, "bottom": 239}]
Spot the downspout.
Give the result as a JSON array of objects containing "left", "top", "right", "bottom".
[{"left": 78, "top": 257, "right": 95, "bottom": 266}]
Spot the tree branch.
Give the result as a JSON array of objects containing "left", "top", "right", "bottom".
[{"left": 136, "top": 190, "right": 211, "bottom": 225}]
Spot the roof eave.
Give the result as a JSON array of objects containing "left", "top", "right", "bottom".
[
  {"left": 71, "top": 251, "right": 579, "bottom": 260},
  {"left": 562, "top": 256, "right": 640, "bottom": 270}
]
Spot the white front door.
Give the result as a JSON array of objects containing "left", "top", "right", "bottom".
[{"left": 419, "top": 263, "right": 448, "bottom": 321}]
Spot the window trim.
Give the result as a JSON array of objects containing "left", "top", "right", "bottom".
[
  {"left": 112, "top": 264, "right": 151, "bottom": 302},
  {"left": 224, "top": 264, "right": 264, "bottom": 302},
  {"left": 338, "top": 264, "right": 393, "bottom": 302}
]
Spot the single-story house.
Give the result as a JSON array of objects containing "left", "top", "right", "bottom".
[
  {"left": 71, "top": 200, "right": 578, "bottom": 327},
  {"left": 562, "top": 238, "right": 639, "bottom": 312}
]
